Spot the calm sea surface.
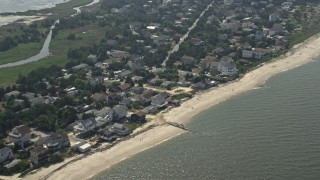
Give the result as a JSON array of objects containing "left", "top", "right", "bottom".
[
  {"left": 0, "top": 0, "right": 69, "bottom": 13},
  {"left": 95, "top": 59, "right": 320, "bottom": 180}
]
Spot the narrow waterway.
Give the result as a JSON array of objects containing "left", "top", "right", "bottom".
[
  {"left": 72, "top": 0, "right": 100, "bottom": 17},
  {"left": 0, "top": 0, "right": 100, "bottom": 69},
  {"left": 0, "top": 20, "right": 59, "bottom": 68}
]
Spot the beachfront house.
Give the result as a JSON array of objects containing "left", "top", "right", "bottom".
[
  {"left": 30, "top": 146, "right": 49, "bottom": 165},
  {"left": 98, "top": 129, "right": 117, "bottom": 142},
  {"left": 110, "top": 123, "right": 129, "bottom": 136},
  {"left": 35, "top": 133, "right": 70, "bottom": 152},
  {"left": 151, "top": 94, "right": 166, "bottom": 107},
  {"left": 252, "top": 48, "right": 273, "bottom": 60},
  {"left": 130, "top": 112, "right": 146, "bottom": 122},
  {"left": 218, "top": 61, "right": 238, "bottom": 76}
]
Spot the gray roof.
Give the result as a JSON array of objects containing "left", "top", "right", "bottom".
[
  {"left": 113, "top": 123, "right": 124, "bottom": 129},
  {"left": 94, "top": 107, "right": 111, "bottom": 118},
  {"left": 113, "top": 105, "right": 128, "bottom": 116},
  {"left": 220, "top": 61, "right": 236, "bottom": 69},
  {"left": 81, "top": 117, "right": 97, "bottom": 129},
  {"left": 161, "top": 81, "right": 172, "bottom": 87},
  {"left": 30, "top": 96, "right": 46, "bottom": 106},
  {"left": 182, "top": 55, "right": 195, "bottom": 61},
  {"left": 0, "top": 147, "right": 12, "bottom": 154},
  {"left": 118, "top": 70, "right": 133, "bottom": 78},
  {"left": 131, "top": 86, "right": 144, "bottom": 92},
  {"left": 120, "top": 98, "right": 132, "bottom": 105}
]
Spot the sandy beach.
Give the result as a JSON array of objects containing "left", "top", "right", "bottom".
[{"left": 1, "top": 34, "right": 320, "bottom": 180}]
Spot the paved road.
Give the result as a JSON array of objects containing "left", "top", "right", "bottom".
[{"left": 161, "top": 1, "right": 214, "bottom": 67}]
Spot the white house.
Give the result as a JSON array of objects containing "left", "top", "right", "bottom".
[
  {"left": 218, "top": 61, "right": 238, "bottom": 76},
  {"left": 78, "top": 143, "right": 91, "bottom": 153},
  {"left": 0, "top": 147, "right": 13, "bottom": 163}
]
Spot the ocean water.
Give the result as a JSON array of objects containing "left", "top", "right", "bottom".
[
  {"left": 95, "top": 59, "right": 320, "bottom": 180},
  {"left": 0, "top": 0, "right": 69, "bottom": 13}
]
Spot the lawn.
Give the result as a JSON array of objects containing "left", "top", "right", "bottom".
[
  {"left": 0, "top": 55, "right": 67, "bottom": 85},
  {"left": 0, "top": 42, "right": 43, "bottom": 65}
]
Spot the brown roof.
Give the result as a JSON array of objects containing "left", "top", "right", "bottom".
[
  {"left": 142, "top": 89, "right": 156, "bottom": 99},
  {"left": 49, "top": 133, "right": 69, "bottom": 141},
  {"left": 117, "top": 83, "right": 131, "bottom": 91},
  {"left": 31, "top": 146, "right": 48, "bottom": 154},
  {"left": 16, "top": 125, "right": 31, "bottom": 136},
  {"left": 134, "top": 111, "right": 146, "bottom": 117},
  {"left": 92, "top": 93, "right": 107, "bottom": 101},
  {"left": 253, "top": 48, "right": 272, "bottom": 53}
]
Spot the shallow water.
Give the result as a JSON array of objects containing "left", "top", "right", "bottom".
[{"left": 0, "top": 0, "right": 70, "bottom": 13}]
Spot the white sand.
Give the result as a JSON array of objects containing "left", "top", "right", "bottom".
[
  {"left": 2, "top": 34, "right": 320, "bottom": 180},
  {"left": 0, "top": 15, "right": 46, "bottom": 27}
]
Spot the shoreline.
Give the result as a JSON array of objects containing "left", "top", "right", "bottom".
[
  {"left": 0, "top": 0, "right": 71, "bottom": 14},
  {"left": 0, "top": 0, "right": 71, "bottom": 27},
  {"left": 0, "top": 15, "right": 44, "bottom": 27},
  {"left": 2, "top": 34, "right": 320, "bottom": 180},
  {"left": 0, "top": 0, "right": 95, "bottom": 28}
]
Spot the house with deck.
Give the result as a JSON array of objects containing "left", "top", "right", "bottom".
[
  {"left": 30, "top": 146, "right": 49, "bottom": 165},
  {"left": 36, "top": 133, "right": 70, "bottom": 152},
  {"left": 8, "top": 125, "right": 31, "bottom": 147}
]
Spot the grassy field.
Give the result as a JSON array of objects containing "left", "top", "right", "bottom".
[
  {"left": 0, "top": 42, "right": 44, "bottom": 65},
  {"left": 0, "top": 55, "right": 67, "bottom": 85},
  {"left": 0, "top": 24, "right": 105, "bottom": 85},
  {"left": 50, "top": 24, "right": 105, "bottom": 53}
]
